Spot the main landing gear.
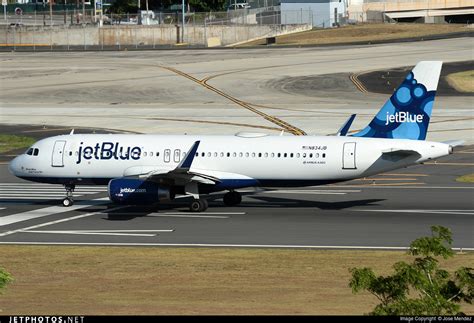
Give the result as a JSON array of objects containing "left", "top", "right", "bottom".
[
  {"left": 223, "top": 191, "right": 242, "bottom": 206},
  {"left": 189, "top": 199, "right": 208, "bottom": 212},
  {"left": 62, "top": 184, "right": 75, "bottom": 207}
]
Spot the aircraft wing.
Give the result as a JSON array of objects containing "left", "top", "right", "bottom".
[{"left": 122, "top": 141, "right": 220, "bottom": 185}]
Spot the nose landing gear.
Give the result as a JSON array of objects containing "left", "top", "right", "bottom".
[{"left": 62, "top": 184, "right": 75, "bottom": 207}]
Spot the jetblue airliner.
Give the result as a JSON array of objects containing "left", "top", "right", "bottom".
[{"left": 8, "top": 61, "right": 462, "bottom": 212}]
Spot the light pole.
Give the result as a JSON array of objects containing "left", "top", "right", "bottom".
[{"left": 181, "top": 0, "right": 185, "bottom": 43}]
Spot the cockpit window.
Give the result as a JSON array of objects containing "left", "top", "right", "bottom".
[{"left": 25, "top": 148, "right": 39, "bottom": 156}]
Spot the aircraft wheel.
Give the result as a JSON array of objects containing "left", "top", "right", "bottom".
[
  {"left": 223, "top": 191, "right": 242, "bottom": 206},
  {"left": 190, "top": 199, "right": 208, "bottom": 212},
  {"left": 62, "top": 197, "right": 74, "bottom": 207}
]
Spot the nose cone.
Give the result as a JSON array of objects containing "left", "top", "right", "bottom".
[{"left": 8, "top": 156, "right": 21, "bottom": 176}]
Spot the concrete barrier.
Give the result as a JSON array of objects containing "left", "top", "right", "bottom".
[{"left": 2, "top": 23, "right": 312, "bottom": 48}]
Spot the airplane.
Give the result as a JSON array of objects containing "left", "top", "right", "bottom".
[{"left": 8, "top": 61, "right": 463, "bottom": 212}]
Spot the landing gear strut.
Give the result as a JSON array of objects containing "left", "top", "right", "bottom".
[
  {"left": 62, "top": 184, "right": 75, "bottom": 207},
  {"left": 223, "top": 191, "right": 242, "bottom": 206},
  {"left": 189, "top": 199, "right": 208, "bottom": 212}
]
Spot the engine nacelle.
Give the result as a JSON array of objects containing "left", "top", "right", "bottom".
[{"left": 108, "top": 178, "right": 170, "bottom": 205}]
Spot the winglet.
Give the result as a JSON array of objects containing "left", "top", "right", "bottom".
[
  {"left": 177, "top": 141, "right": 200, "bottom": 169},
  {"left": 337, "top": 114, "right": 356, "bottom": 136}
]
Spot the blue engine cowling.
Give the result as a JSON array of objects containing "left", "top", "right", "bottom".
[{"left": 108, "top": 178, "right": 170, "bottom": 205}]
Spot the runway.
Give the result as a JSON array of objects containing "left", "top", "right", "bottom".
[{"left": 1, "top": 144, "right": 473, "bottom": 249}]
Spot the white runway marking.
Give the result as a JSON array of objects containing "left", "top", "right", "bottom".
[
  {"left": 0, "top": 198, "right": 109, "bottom": 227},
  {"left": 0, "top": 183, "right": 105, "bottom": 200},
  {"left": 148, "top": 212, "right": 243, "bottom": 219},
  {"left": 0, "top": 241, "right": 472, "bottom": 251},
  {"left": 329, "top": 185, "right": 474, "bottom": 189},
  {"left": 353, "top": 209, "right": 474, "bottom": 215},
  {"left": 0, "top": 205, "right": 126, "bottom": 237},
  {"left": 260, "top": 190, "right": 347, "bottom": 195},
  {"left": 24, "top": 229, "right": 174, "bottom": 237}
]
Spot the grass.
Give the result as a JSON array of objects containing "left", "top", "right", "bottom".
[
  {"left": 0, "top": 134, "right": 36, "bottom": 154},
  {"left": 241, "top": 23, "right": 472, "bottom": 46},
  {"left": 0, "top": 246, "right": 472, "bottom": 315},
  {"left": 446, "top": 70, "right": 474, "bottom": 93},
  {"left": 456, "top": 173, "right": 474, "bottom": 183}
]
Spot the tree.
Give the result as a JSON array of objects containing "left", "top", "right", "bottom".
[
  {"left": 349, "top": 226, "right": 474, "bottom": 315},
  {"left": 0, "top": 267, "right": 13, "bottom": 293}
]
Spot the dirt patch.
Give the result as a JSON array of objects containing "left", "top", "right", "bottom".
[
  {"left": 446, "top": 70, "right": 474, "bottom": 93},
  {"left": 241, "top": 23, "right": 473, "bottom": 46}
]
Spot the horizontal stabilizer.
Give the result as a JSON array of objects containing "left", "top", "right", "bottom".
[
  {"left": 442, "top": 140, "right": 465, "bottom": 147},
  {"left": 381, "top": 148, "right": 421, "bottom": 159}
]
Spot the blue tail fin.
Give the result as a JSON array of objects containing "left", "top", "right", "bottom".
[{"left": 353, "top": 61, "right": 442, "bottom": 140}]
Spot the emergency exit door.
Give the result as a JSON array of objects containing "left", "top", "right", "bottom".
[{"left": 342, "top": 142, "right": 356, "bottom": 169}]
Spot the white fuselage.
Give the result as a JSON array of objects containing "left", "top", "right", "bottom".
[{"left": 9, "top": 133, "right": 451, "bottom": 190}]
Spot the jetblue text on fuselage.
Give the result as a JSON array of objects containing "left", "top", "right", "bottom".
[
  {"left": 385, "top": 111, "right": 423, "bottom": 125},
  {"left": 76, "top": 142, "right": 141, "bottom": 164}
]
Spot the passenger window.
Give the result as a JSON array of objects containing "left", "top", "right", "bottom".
[
  {"left": 296, "top": 153, "right": 300, "bottom": 158},
  {"left": 245, "top": 152, "right": 249, "bottom": 157},
  {"left": 322, "top": 153, "right": 326, "bottom": 158},
  {"left": 227, "top": 152, "right": 230, "bottom": 157},
  {"left": 252, "top": 153, "right": 255, "bottom": 157},
  {"left": 277, "top": 153, "right": 281, "bottom": 158},
  {"left": 284, "top": 153, "right": 287, "bottom": 158},
  {"left": 271, "top": 153, "right": 275, "bottom": 158},
  {"left": 239, "top": 152, "right": 243, "bottom": 157},
  {"left": 309, "top": 153, "right": 313, "bottom": 158},
  {"left": 233, "top": 152, "right": 237, "bottom": 157},
  {"left": 150, "top": 152, "right": 154, "bottom": 157},
  {"left": 220, "top": 152, "right": 224, "bottom": 157},
  {"left": 202, "top": 152, "right": 205, "bottom": 157}
]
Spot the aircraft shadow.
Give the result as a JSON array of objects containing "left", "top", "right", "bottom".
[
  {"left": 99, "top": 194, "right": 385, "bottom": 221},
  {"left": 245, "top": 195, "right": 385, "bottom": 210}
]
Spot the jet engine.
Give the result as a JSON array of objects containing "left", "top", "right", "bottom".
[{"left": 108, "top": 178, "right": 170, "bottom": 205}]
